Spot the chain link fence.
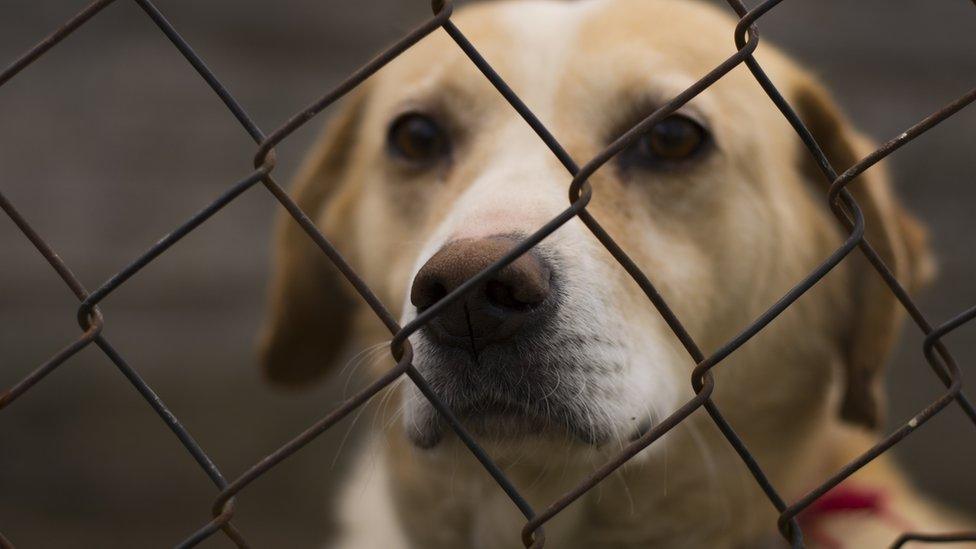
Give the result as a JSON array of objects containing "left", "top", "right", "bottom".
[{"left": 1, "top": 0, "right": 974, "bottom": 547}]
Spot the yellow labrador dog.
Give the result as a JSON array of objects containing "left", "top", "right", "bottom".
[{"left": 261, "top": 0, "right": 970, "bottom": 547}]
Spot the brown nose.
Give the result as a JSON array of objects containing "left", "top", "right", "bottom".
[{"left": 410, "top": 236, "right": 553, "bottom": 352}]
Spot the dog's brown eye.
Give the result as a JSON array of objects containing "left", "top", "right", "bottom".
[
  {"left": 626, "top": 114, "right": 707, "bottom": 167},
  {"left": 387, "top": 112, "right": 448, "bottom": 164}
]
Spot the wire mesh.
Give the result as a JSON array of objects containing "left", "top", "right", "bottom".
[{"left": 1, "top": 0, "right": 974, "bottom": 547}]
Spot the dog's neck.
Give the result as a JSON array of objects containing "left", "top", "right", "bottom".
[{"left": 381, "top": 415, "right": 835, "bottom": 549}]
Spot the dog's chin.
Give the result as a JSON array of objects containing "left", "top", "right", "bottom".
[{"left": 403, "top": 398, "right": 616, "bottom": 451}]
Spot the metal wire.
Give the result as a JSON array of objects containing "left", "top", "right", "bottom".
[{"left": 1, "top": 0, "right": 973, "bottom": 547}]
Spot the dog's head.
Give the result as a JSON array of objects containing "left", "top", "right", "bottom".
[{"left": 261, "top": 0, "right": 930, "bottom": 457}]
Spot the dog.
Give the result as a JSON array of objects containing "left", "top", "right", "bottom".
[{"left": 260, "top": 0, "right": 971, "bottom": 546}]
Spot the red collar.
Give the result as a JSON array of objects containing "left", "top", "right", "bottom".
[
  {"left": 802, "top": 485, "right": 886, "bottom": 517},
  {"left": 797, "top": 484, "right": 908, "bottom": 548}
]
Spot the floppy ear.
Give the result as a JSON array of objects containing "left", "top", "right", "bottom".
[
  {"left": 259, "top": 91, "right": 369, "bottom": 387},
  {"left": 793, "top": 80, "right": 935, "bottom": 429}
]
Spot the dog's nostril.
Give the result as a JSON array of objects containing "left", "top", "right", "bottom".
[
  {"left": 485, "top": 280, "right": 526, "bottom": 311},
  {"left": 428, "top": 282, "right": 448, "bottom": 305},
  {"left": 485, "top": 273, "right": 548, "bottom": 311},
  {"left": 411, "top": 278, "right": 447, "bottom": 312},
  {"left": 421, "top": 282, "right": 448, "bottom": 312}
]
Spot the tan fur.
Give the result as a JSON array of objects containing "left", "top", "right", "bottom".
[{"left": 260, "top": 0, "right": 968, "bottom": 547}]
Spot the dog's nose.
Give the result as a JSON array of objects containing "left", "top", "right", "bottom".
[{"left": 410, "top": 236, "right": 552, "bottom": 351}]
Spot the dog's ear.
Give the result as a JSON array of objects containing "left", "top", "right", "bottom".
[
  {"left": 793, "top": 79, "right": 934, "bottom": 429},
  {"left": 259, "top": 91, "right": 368, "bottom": 387}
]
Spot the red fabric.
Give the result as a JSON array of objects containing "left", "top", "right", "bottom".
[
  {"left": 804, "top": 486, "right": 884, "bottom": 516},
  {"left": 797, "top": 484, "right": 908, "bottom": 549}
]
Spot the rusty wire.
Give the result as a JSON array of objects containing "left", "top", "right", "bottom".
[{"left": 1, "top": 0, "right": 974, "bottom": 547}]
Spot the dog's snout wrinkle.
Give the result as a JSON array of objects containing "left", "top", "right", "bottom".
[
  {"left": 462, "top": 302, "right": 480, "bottom": 362},
  {"left": 410, "top": 235, "right": 554, "bottom": 351}
]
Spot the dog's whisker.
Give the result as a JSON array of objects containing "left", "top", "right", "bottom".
[
  {"left": 372, "top": 376, "right": 407, "bottom": 434},
  {"left": 331, "top": 385, "right": 381, "bottom": 470},
  {"left": 683, "top": 415, "right": 735, "bottom": 533},
  {"left": 340, "top": 341, "right": 393, "bottom": 398},
  {"left": 384, "top": 386, "right": 421, "bottom": 433},
  {"left": 611, "top": 459, "right": 637, "bottom": 518}
]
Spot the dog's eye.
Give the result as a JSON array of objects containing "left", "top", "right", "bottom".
[
  {"left": 387, "top": 112, "right": 449, "bottom": 164},
  {"left": 624, "top": 114, "right": 707, "bottom": 167}
]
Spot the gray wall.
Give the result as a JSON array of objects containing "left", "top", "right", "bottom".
[{"left": 1, "top": 0, "right": 973, "bottom": 547}]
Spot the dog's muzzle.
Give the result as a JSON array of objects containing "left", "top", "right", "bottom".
[{"left": 404, "top": 235, "right": 610, "bottom": 447}]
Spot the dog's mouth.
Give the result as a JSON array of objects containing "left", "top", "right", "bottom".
[
  {"left": 401, "top": 300, "right": 657, "bottom": 449},
  {"left": 402, "top": 340, "right": 640, "bottom": 449},
  {"left": 406, "top": 393, "right": 610, "bottom": 449}
]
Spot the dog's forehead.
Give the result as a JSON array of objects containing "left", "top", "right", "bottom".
[
  {"left": 376, "top": 0, "right": 745, "bottom": 112},
  {"left": 386, "top": 0, "right": 735, "bottom": 91}
]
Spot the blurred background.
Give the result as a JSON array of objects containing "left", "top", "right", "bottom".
[{"left": 1, "top": 0, "right": 973, "bottom": 547}]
